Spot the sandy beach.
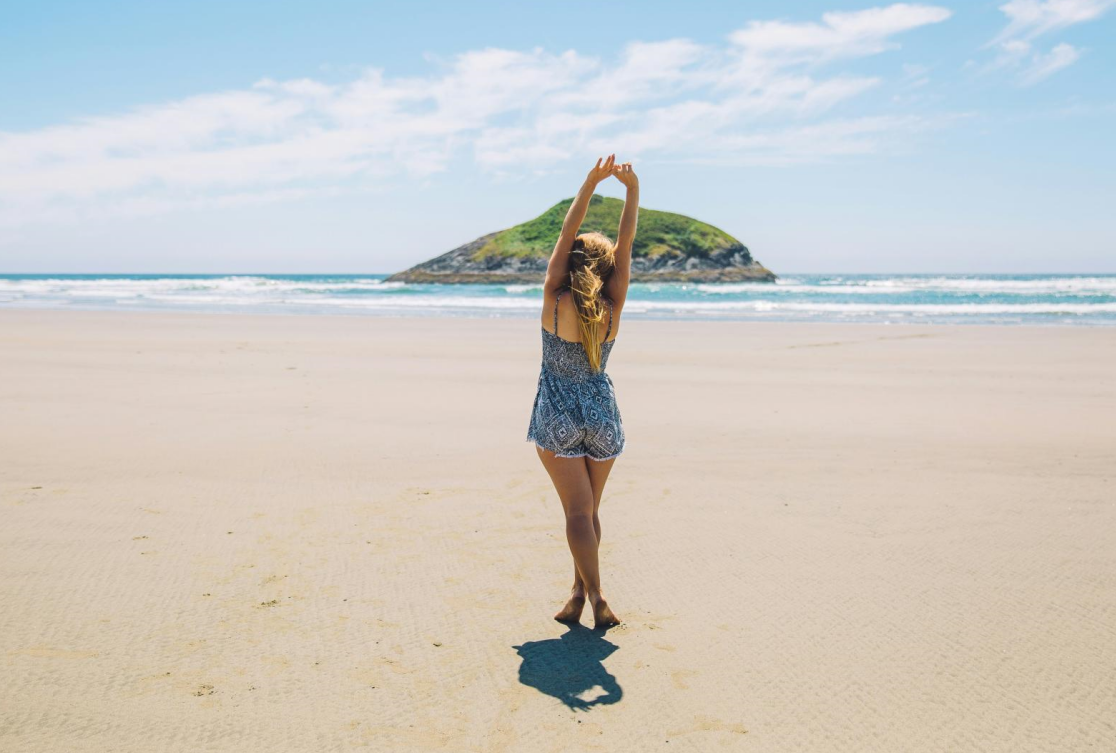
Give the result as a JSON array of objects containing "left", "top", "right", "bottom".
[{"left": 1, "top": 308, "right": 1113, "bottom": 752}]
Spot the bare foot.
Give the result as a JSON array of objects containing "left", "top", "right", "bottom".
[
  {"left": 589, "top": 594, "right": 621, "bottom": 628},
  {"left": 554, "top": 590, "right": 586, "bottom": 623}
]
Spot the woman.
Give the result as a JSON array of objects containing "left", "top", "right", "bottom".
[{"left": 526, "top": 154, "right": 638, "bottom": 629}]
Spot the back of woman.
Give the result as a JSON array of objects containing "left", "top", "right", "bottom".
[{"left": 525, "top": 154, "right": 639, "bottom": 629}]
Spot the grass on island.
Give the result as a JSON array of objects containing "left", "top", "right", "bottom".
[{"left": 472, "top": 195, "right": 745, "bottom": 261}]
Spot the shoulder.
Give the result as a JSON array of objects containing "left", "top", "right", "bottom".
[{"left": 540, "top": 285, "right": 569, "bottom": 321}]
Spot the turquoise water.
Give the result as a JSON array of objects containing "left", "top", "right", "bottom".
[{"left": 2, "top": 273, "right": 1115, "bottom": 325}]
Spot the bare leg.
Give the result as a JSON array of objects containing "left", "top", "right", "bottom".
[
  {"left": 537, "top": 448, "right": 600, "bottom": 619},
  {"left": 582, "top": 456, "right": 620, "bottom": 627},
  {"left": 572, "top": 455, "right": 612, "bottom": 587},
  {"left": 558, "top": 457, "right": 611, "bottom": 622},
  {"left": 536, "top": 447, "right": 620, "bottom": 627}
]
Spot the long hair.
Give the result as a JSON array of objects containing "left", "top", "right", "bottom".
[{"left": 568, "top": 232, "right": 617, "bottom": 372}]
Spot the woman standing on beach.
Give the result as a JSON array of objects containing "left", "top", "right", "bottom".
[{"left": 527, "top": 154, "right": 638, "bottom": 629}]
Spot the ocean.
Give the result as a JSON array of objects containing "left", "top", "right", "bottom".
[{"left": 2, "top": 273, "right": 1115, "bottom": 326}]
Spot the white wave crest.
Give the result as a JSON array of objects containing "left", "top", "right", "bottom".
[
  {"left": 624, "top": 300, "right": 1116, "bottom": 315},
  {"left": 3, "top": 274, "right": 1116, "bottom": 322}
]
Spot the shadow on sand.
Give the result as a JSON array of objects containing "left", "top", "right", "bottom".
[{"left": 512, "top": 624, "right": 623, "bottom": 711}]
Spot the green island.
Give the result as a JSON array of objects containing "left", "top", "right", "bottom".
[{"left": 386, "top": 194, "right": 776, "bottom": 284}]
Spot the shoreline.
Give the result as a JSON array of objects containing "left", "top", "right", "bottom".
[{"left": 2, "top": 304, "right": 1115, "bottom": 328}]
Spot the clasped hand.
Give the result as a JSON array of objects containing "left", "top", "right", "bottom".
[{"left": 587, "top": 154, "right": 638, "bottom": 188}]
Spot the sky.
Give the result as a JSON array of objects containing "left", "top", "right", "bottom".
[{"left": 1, "top": 0, "right": 1114, "bottom": 274}]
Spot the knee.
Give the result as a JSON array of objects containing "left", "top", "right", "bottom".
[{"left": 565, "top": 508, "right": 594, "bottom": 530}]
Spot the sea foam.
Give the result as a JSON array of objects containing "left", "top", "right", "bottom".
[{"left": 2, "top": 274, "right": 1114, "bottom": 325}]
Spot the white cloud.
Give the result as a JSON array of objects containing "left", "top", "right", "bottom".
[
  {"left": 553, "top": 39, "right": 710, "bottom": 109},
  {"left": 729, "top": 4, "right": 951, "bottom": 61},
  {"left": 993, "top": 0, "right": 1116, "bottom": 43},
  {"left": 0, "top": 4, "right": 953, "bottom": 228},
  {"left": 1020, "top": 42, "right": 1083, "bottom": 84},
  {"left": 986, "top": 38, "right": 1035, "bottom": 73},
  {"left": 981, "top": 1, "right": 1108, "bottom": 82}
]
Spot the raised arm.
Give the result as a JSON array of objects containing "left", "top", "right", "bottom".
[
  {"left": 605, "top": 162, "right": 638, "bottom": 309},
  {"left": 543, "top": 154, "right": 616, "bottom": 293}
]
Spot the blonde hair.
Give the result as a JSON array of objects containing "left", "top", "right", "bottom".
[{"left": 568, "top": 232, "right": 617, "bottom": 372}]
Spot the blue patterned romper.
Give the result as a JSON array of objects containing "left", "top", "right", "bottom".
[{"left": 526, "top": 289, "right": 625, "bottom": 461}]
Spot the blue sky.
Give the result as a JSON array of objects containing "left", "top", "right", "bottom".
[{"left": 1, "top": 0, "right": 1113, "bottom": 274}]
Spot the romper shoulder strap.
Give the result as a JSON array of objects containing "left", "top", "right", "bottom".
[
  {"left": 553, "top": 289, "right": 563, "bottom": 337},
  {"left": 604, "top": 298, "right": 614, "bottom": 341}
]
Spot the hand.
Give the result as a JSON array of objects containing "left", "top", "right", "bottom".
[
  {"left": 586, "top": 154, "right": 616, "bottom": 185},
  {"left": 612, "top": 161, "right": 638, "bottom": 189}
]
